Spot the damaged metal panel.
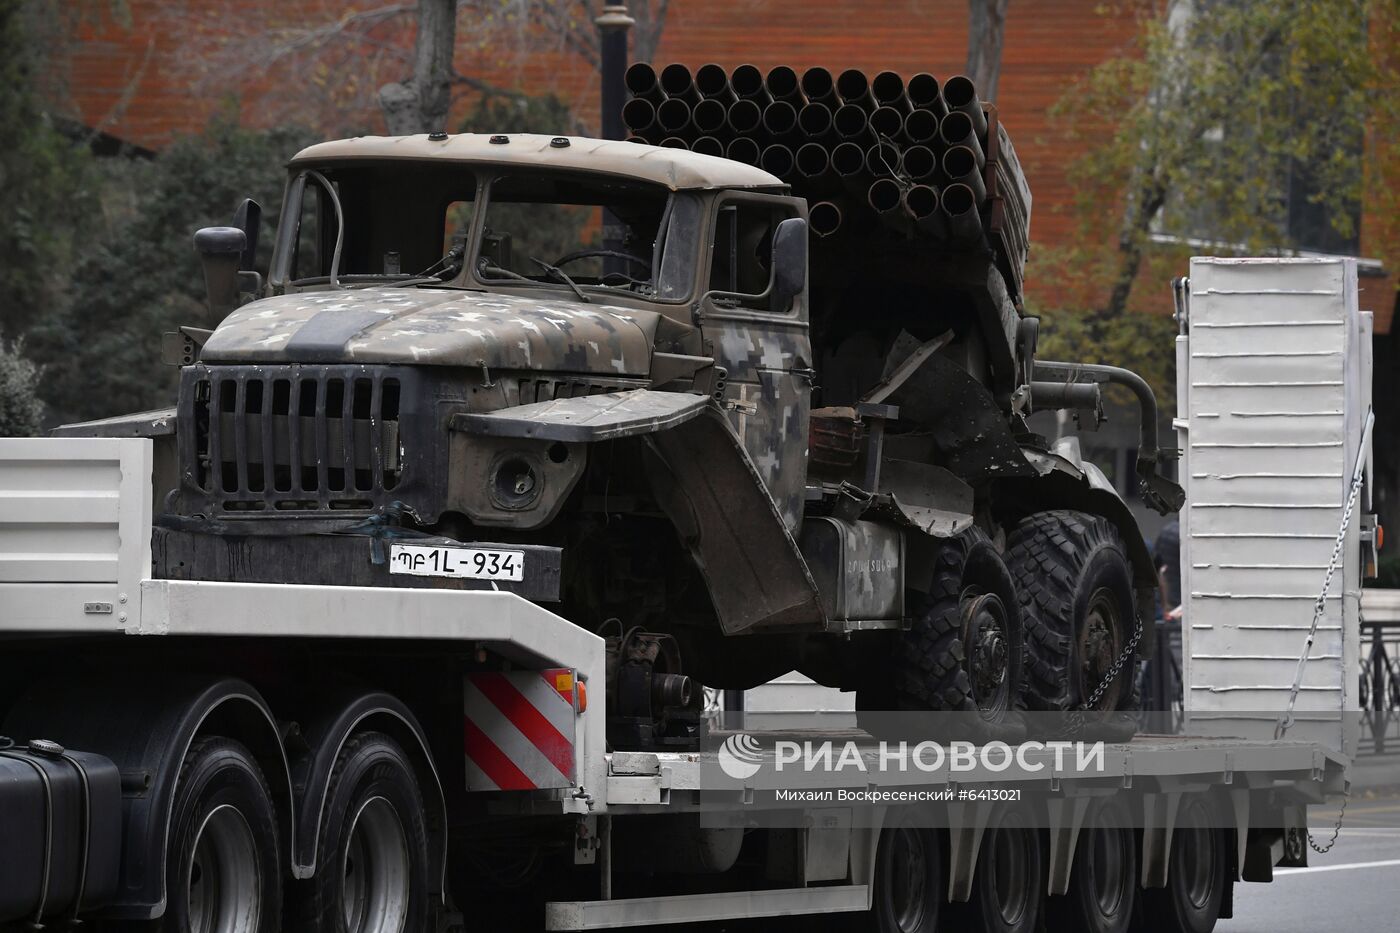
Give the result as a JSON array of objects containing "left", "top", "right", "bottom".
[
  {"left": 645, "top": 408, "right": 825, "bottom": 635},
  {"left": 451, "top": 390, "right": 709, "bottom": 442},
  {"left": 797, "top": 517, "right": 903, "bottom": 626}
]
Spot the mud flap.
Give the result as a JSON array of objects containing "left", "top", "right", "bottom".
[{"left": 645, "top": 408, "right": 825, "bottom": 635}]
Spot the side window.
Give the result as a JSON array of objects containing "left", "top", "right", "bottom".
[
  {"left": 291, "top": 181, "right": 322, "bottom": 280},
  {"left": 708, "top": 201, "right": 787, "bottom": 308}
]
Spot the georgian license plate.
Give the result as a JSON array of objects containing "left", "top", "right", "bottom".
[{"left": 389, "top": 543, "right": 525, "bottom": 581}]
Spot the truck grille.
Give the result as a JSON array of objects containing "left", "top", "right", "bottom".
[{"left": 182, "top": 365, "right": 408, "bottom": 512}]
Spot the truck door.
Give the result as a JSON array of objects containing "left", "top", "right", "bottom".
[{"left": 697, "top": 193, "right": 812, "bottom": 532}]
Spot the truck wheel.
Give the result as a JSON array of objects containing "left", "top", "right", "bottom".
[
  {"left": 1005, "top": 511, "right": 1138, "bottom": 712},
  {"left": 1138, "top": 797, "right": 1225, "bottom": 933},
  {"left": 881, "top": 530, "right": 1023, "bottom": 736},
  {"left": 873, "top": 820, "right": 944, "bottom": 933},
  {"left": 1047, "top": 797, "right": 1136, "bottom": 933},
  {"left": 965, "top": 807, "right": 1044, "bottom": 933},
  {"left": 299, "top": 732, "right": 429, "bottom": 933},
  {"left": 165, "top": 737, "right": 282, "bottom": 933}
]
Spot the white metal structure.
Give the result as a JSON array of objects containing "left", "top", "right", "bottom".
[{"left": 1177, "top": 257, "right": 1372, "bottom": 756}]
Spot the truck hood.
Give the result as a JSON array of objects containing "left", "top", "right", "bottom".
[{"left": 200, "top": 287, "right": 658, "bottom": 376}]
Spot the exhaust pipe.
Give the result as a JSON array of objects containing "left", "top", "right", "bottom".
[
  {"left": 942, "top": 75, "right": 988, "bottom": 141},
  {"left": 941, "top": 145, "right": 986, "bottom": 203},
  {"left": 760, "top": 143, "right": 795, "bottom": 179},
  {"left": 731, "top": 64, "right": 772, "bottom": 106},
  {"left": 903, "top": 108, "right": 939, "bottom": 145},
  {"left": 693, "top": 98, "right": 728, "bottom": 135},
  {"left": 869, "top": 105, "right": 904, "bottom": 141},
  {"left": 762, "top": 100, "right": 798, "bottom": 139},
  {"left": 864, "top": 141, "right": 902, "bottom": 177},
  {"left": 837, "top": 68, "right": 876, "bottom": 110},
  {"left": 660, "top": 63, "right": 700, "bottom": 104},
  {"left": 726, "top": 137, "right": 761, "bottom": 166},
  {"left": 834, "top": 104, "right": 870, "bottom": 141},
  {"left": 872, "top": 71, "right": 907, "bottom": 111},
  {"left": 625, "top": 62, "right": 664, "bottom": 104},
  {"left": 901, "top": 144, "right": 937, "bottom": 181},
  {"left": 657, "top": 98, "right": 693, "bottom": 135},
  {"left": 766, "top": 65, "right": 804, "bottom": 104},
  {"left": 939, "top": 110, "right": 986, "bottom": 167},
  {"left": 810, "top": 200, "right": 843, "bottom": 237},
  {"left": 622, "top": 98, "right": 660, "bottom": 140},
  {"left": 901, "top": 183, "right": 945, "bottom": 237},
  {"left": 695, "top": 63, "right": 737, "bottom": 103},
  {"left": 798, "top": 102, "right": 834, "bottom": 140},
  {"left": 905, "top": 73, "right": 944, "bottom": 113},
  {"left": 940, "top": 182, "right": 983, "bottom": 243},
  {"left": 727, "top": 99, "right": 763, "bottom": 135},
  {"left": 692, "top": 135, "right": 725, "bottom": 157},
  {"left": 801, "top": 67, "right": 838, "bottom": 107}
]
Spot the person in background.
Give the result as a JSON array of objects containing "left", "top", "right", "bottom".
[{"left": 1155, "top": 518, "right": 1182, "bottom": 621}]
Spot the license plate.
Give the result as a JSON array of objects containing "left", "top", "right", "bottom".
[{"left": 389, "top": 544, "right": 525, "bottom": 582}]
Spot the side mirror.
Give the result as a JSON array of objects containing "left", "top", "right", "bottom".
[
  {"left": 231, "top": 198, "right": 261, "bottom": 272},
  {"left": 771, "top": 216, "right": 807, "bottom": 312},
  {"left": 193, "top": 226, "right": 247, "bottom": 318}
]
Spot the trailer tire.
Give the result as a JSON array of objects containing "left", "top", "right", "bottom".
[
  {"left": 873, "top": 820, "right": 944, "bottom": 933},
  {"left": 964, "top": 806, "right": 1044, "bottom": 933},
  {"left": 1137, "top": 797, "right": 1226, "bottom": 933},
  {"left": 862, "top": 529, "right": 1023, "bottom": 740},
  {"left": 1005, "top": 510, "right": 1138, "bottom": 714},
  {"left": 1047, "top": 796, "right": 1136, "bottom": 933},
  {"left": 297, "top": 731, "right": 430, "bottom": 933},
  {"left": 163, "top": 737, "right": 282, "bottom": 933}
]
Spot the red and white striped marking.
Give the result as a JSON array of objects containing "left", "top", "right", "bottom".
[{"left": 464, "top": 669, "right": 577, "bottom": 790}]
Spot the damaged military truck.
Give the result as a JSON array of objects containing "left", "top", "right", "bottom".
[{"left": 60, "top": 69, "right": 1181, "bottom": 745}]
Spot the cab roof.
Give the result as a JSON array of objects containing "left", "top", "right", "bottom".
[{"left": 289, "top": 133, "right": 786, "bottom": 191}]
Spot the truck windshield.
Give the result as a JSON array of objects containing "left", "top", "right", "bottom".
[{"left": 474, "top": 172, "right": 680, "bottom": 300}]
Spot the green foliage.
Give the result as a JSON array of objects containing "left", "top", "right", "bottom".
[
  {"left": 0, "top": 335, "right": 44, "bottom": 436},
  {"left": 30, "top": 120, "right": 317, "bottom": 424},
  {"left": 1033, "top": 0, "right": 1400, "bottom": 409},
  {"left": 0, "top": 0, "right": 96, "bottom": 337}
]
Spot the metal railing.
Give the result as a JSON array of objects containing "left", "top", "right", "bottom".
[{"left": 1360, "top": 612, "right": 1400, "bottom": 755}]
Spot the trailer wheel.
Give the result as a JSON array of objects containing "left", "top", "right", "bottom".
[
  {"left": 165, "top": 737, "right": 282, "bottom": 933},
  {"left": 298, "top": 732, "right": 429, "bottom": 933},
  {"left": 871, "top": 530, "right": 1022, "bottom": 736},
  {"left": 1005, "top": 511, "right": 1138, "bottom": 712},
  {"left": 966, "top": 807, "right": 1044, "bottom": 933},
  {"left": 1138, "top": 797, "right": 1226, "bottom": 933},
  {"left": 1047, "top": 796, "right": 1136, "bottom": 933},
  {"left": 873, "top": 820, "right": 944, "bottom": 933}
]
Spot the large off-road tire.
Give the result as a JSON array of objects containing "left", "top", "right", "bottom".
[
  {"left": 296, "top": 731, "right": 431, "bottom": 933},
  {"left": 162, "top": 737, "right": 283, "bottom": 933},
  {"left": 1005, "top": 511, "right": 1139, "bottom": 714},
  {"left": 859, "top": 529, "right": 1024, "bottom": 741}
]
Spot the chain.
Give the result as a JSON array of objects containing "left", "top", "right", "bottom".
[
  {"left": 1309, "top": 794, "right": 1348, "bottom": 854},
  {"left": 1083, "top": 611, "right": 1144, "bottom": 711},
  {"left": 1276, "top": 410, "right": 1374, "bottom": 742}
]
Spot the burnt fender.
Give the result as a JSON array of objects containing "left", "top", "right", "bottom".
[
  {"left": 645, "top": 407, "right": 826, "bottom": 634},
  {"left": 1, "top": 676, "right": 296, "bottom": 919},
  {"left": 288, "top": 691, "right": 448, "bottom": 902}
]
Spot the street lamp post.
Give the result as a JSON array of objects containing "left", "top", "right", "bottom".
[{"left": 595, "top": 4, "right": 635, "bottom": 141}]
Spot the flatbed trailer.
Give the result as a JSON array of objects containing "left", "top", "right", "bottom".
[{"left": 0, "top": 255, "right": 1373, "bottom": 933}]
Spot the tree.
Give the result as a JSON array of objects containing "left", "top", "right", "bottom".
[
  {"left": 1033, "top": 0, "right": 1400, "bottom": 407},
  {"left": 965, "top": 0, "right": 1010, "bottom": 100},
  {"left": 379, "top": 0, "right": 457, "bottom": 134},
  {"left": 0, "top": 336, "right": 45, "bottom": 437},
  {"left": 30, "top": 119, "right": 317, "bottom": 425}
]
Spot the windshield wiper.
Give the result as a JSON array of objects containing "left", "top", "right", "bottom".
[{"left": 529, "top": 256, "right": 591, "bottom": 304}]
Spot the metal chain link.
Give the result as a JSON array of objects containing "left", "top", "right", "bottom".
[
  {"left": 1084, "top": 611, "right": 1144, "bottom": 711},
  {"left": 1309, "top": 794, "right": 1348, "bottom": 854}
]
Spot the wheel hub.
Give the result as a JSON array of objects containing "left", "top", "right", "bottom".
[
  {"left": 1080, "top": 588, "right": 1124, "bottom": 709},
  {"left": 962, "top": 591, "right": 1011, "bottom": 712},
  {"left": 888, "top": 828, "right": 929, "bottom": 932},
  {"left": 341, "top": 796, "right": 411, "bottom": 933},
  {"left": 187, "top": 804, "right": 261, "bottom": 933}
]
